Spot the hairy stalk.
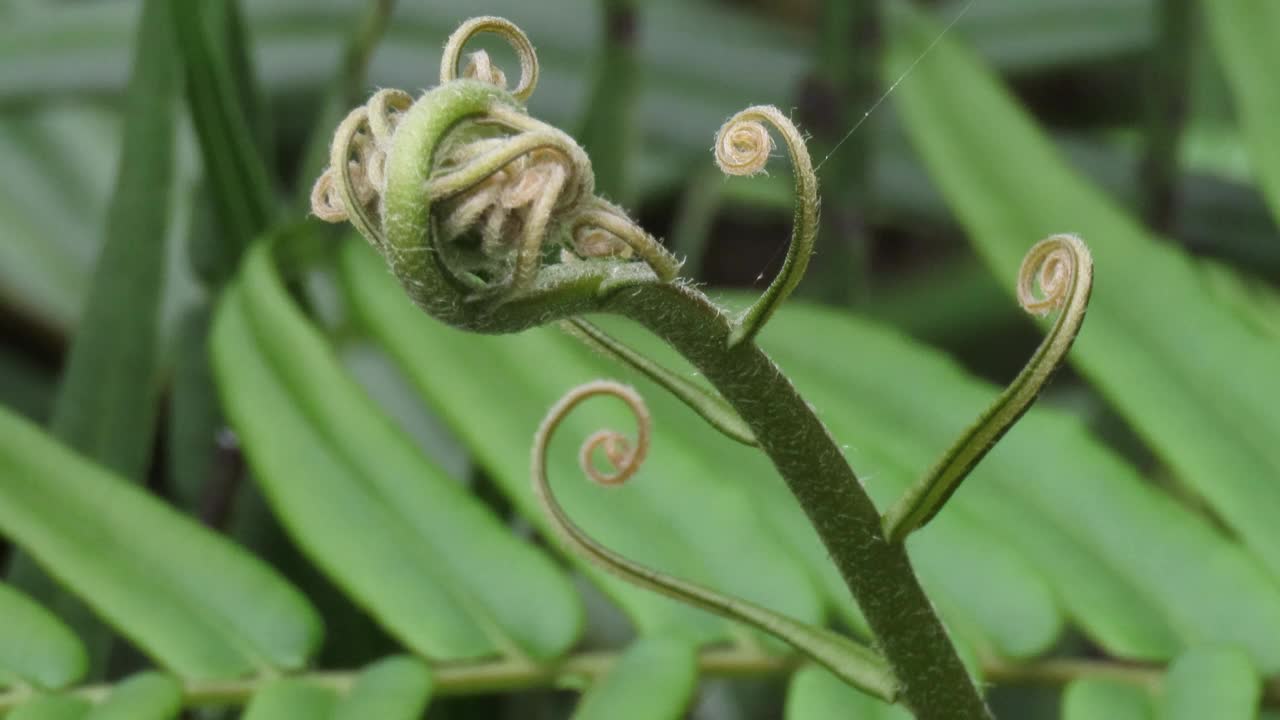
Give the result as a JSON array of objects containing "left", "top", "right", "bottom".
[
  {"left": 594, "top": 278, "right": 989, "bottom": 718},
  {"left": 298, "top": 16, "right": 1100, "bottom": 718},
  {"left": 532, "top": 380, "right": 895, "bottom": 700},
  {"left": 882, "top": 234, "right": 1093, "bottom": 542}
]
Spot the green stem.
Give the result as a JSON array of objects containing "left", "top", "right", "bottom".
[{"left": 599, "top": 282, "right": 990, "bottom": 719}]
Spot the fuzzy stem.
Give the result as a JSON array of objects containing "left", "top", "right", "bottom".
[{"left": 598, "top": 282, "right": 991, "bottom": 719}]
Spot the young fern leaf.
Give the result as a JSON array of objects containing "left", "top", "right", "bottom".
[
  {"left": 311, "top": 17, "right": 995, "bottom": 716},
  {"left": 532, "top": 380, "right": 897, "bottom": 702},
  {"left": 714, "top": 107, "right": 820, "bottom": 348},
  {"left": 882, "top": 233, "right": 1094, "bottom": 543},
  {"left": 559, "top": 319, "right": 758, "bottom": 447}
]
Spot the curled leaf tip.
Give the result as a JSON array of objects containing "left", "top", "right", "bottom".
[
  {"left": 440, "top": 16, "right": 539, "bottom": 101},
  {"left": 882, "top": 232, "right": 1093, "bottom": 543},
  {"left": 533, "top": 380, "right": 897, "bottom": 702},
  {"left": 715, "top": 116, "right": 774, "bottom": 177},
  {"left": 1017, "top": 233, "right": 1090, "bottom": 317},
  {"left": 715, "top": 106, "right": 819, "bottom": 348},
  {"left": 555, "top": 381, "right": 651, "bottom": 487}
]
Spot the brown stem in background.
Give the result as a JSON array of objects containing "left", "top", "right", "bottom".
[
  {"left": 797, "top": 0, "right": 882, "bottom": 305},
  {"left": 1139, "top": 0, "right": 1193, "bottom": 235}
]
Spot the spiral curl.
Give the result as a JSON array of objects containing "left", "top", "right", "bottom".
[
  {"left": 715, "top": 117, "right": 774, "bottom": 177},
  {"left": 1017, "top": 233, "right": 1081, "bottom": 317},
  {"left": 440, "top": 16, "right": 539, "bottom": 102},
  {"left": 537, "top": 381, "right": 651, "bottom": 491}
]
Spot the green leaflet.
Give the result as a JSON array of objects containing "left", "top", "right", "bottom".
[
  {"left": 242, "top": 680, "right": 337, "bottom": 720},
  {"left": 0, "top": 405, "right": 321, "bottom": 678},
  {"left": 83, "top": 673, "right": 181, "bottom": 720},
  {"left": 41, "top": 0, "right": 174, "bottom": 479},
  {"left": 340, "top": 241, "right": 824, "bottom": 644},
  {"left": 1160, "top": 648, "right": 1260, "bottom": 720},
  {"left": 571, "top": 638, "right": 697, "bottom": 720},
  {"left": 6, "top": 695, "right": 91, "bottom": 720},
  {"left": 785, "top": 666, "right": 909, "bottom": 720},
  {"left": 1059, "top": 676, "right": 1152, "bottom": 717},
  {"left": 331, "top": 656, "right": 432, "bottom": 720},
  {"left": 1203, "top": 1, "right": 1280, "bottom": 228},
  {"left": 212, "top": 239, "right": 581, "bottom": 660},
  {"left": 1063, "top": 680, "right": 1152, "bottom": 720},
  {"left": 0, "top": 583, "right": 86, "bottom": 689},
  {"left": 887, "top": 3, "right": 1280, "bottom": 582}
]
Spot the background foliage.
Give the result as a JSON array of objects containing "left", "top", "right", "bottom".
[{"left": 1, "top": 0, "right": 1279, "bottom": 718}]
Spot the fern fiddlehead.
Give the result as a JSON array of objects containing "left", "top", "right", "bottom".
[
  {"left": 310, "top": 16, "right": 1094, "bottom": 719},
  {"left": 311, "top": 17, "right": 676, "bottom": 333}
]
